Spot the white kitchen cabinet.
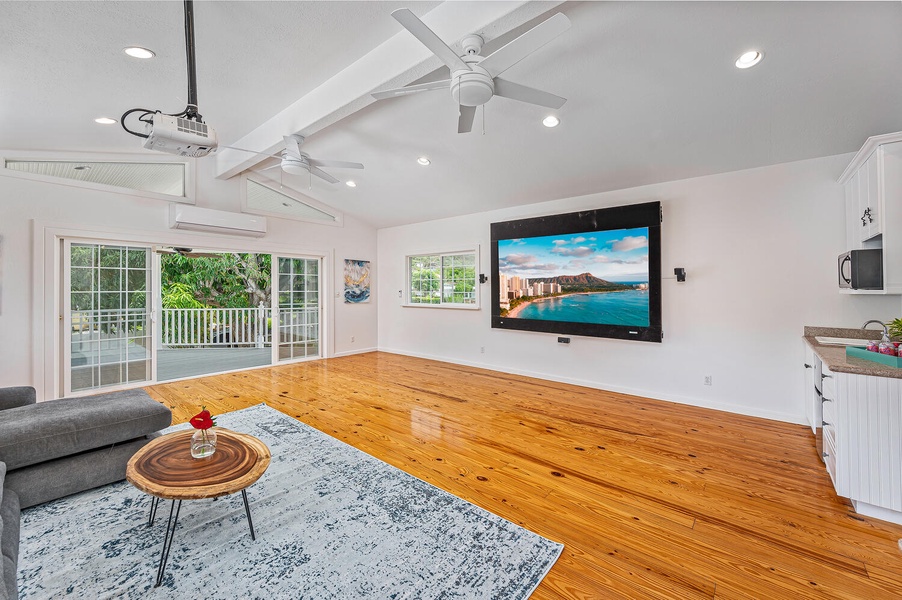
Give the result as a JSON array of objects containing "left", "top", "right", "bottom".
[
  {"left": 825, "top": 369, "right": 902, "bottom": 523},
  {"left": 838, "top": 134, "right": 902, "bottom": 294}
]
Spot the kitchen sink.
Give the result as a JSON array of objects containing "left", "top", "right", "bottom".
[{"left": 814, "top": 336, "right": 872, "bottom": 346}]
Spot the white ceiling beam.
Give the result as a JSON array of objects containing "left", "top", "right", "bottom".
[{"left": 214, "top": 0, "right": 564, "bottom": 180}]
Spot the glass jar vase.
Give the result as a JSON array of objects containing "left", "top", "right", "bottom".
[{"left": 190, "top": 427, "right": 217, "bottom": 458}]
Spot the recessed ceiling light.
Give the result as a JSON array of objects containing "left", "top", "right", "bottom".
[
  {"left": 124, "top": 46, "right": 155, "bottom": 59},
  {"left": 542, "top": 115, "right": 560, "bottom": 128},
  {"left": 417, "top": 156, "right": 431, "bottom": 166},
  {"left": 94, "top": 117, "right": 117, "bottom": 125},
  {"left": 735, "top": 50, "right": 763, "bottom": 69},
  {"left": 346, "top": 180, "right": 357, "bottom": 188}
]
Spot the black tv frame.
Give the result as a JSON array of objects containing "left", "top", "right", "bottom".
[{"left": 490, "top": 201, "right": 662, "bottom": 342}]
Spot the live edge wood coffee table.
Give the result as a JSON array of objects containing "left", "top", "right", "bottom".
[{"left": 126, "top": 428, "right": 271, "bottom": 587}]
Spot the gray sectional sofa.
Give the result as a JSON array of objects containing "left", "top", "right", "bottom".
[{"left": 0, "top": 386, "right": 172, "bottom": 600}]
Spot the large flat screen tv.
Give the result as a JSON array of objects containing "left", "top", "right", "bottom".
[{"left": 490, "top": 201, "right": 662, "bottom": 342}]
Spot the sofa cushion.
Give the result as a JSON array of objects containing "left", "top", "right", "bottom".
[
  {"left": 0, "top": 389, "right": 171, "bottom": 470},
  {"left": 0, "top": 470, "right": 18, "bottom": 600},
  {"left": 0, "top": 387, "right": 36, "bottom": 411}
]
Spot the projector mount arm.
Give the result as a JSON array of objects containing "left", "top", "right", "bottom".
[{"left": 121, "top": 0, "right": 205, "bottom": 139}]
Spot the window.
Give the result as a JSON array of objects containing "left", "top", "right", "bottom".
[
  {"left": 4, "top": 159, "right": 187, "bottom": 197},
  {"left": 408, "top": 250, "right": 478, "bottom": 308},
  {"left": 241, "top": 173, "right": 343, "bottom": 226}
]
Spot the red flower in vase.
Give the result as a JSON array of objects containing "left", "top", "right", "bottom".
[{"left": 189, "top": 407, "right": 216, "bottom": 430}]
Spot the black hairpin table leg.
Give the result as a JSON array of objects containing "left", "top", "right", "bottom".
[
  {"left": 154, "top": 499, "right": 182, "bottom": 588},
  {"left": 147, "top": 496, "right": 160, "bottom": 527},
  {"left": 241, "top": 489, "right": 256, "bottom": 540}
]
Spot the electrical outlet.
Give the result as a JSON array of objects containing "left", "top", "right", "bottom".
[
  {"left": 480, "top": 346, "right": 485, "bottom": 354},
  {"left": 350, "top": 336, "right": 355, "bottom": 343},
  {"left": 704, "top": 375, "right": 712, "bottom": 386}
]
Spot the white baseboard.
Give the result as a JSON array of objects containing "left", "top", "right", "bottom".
[
  {"left": 377, "top": 346, "right": 805, "bottom": 426},
  {"left": 332, "top": 347, "right": 378, "bottom": 358},
  {"left": 851, "top": 499, "right": 902, "bottom": 526}
]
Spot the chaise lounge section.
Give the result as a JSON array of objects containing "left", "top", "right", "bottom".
[{"left": 0, "top": 386, "right": 172, "bottom": 599}]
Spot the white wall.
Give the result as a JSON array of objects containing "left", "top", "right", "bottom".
[
  {"left": 0, "top": 157, "right": 377, "bottom": 396},
  {"left": 377, "top": 154, "right": 901, "bottom": 424}
]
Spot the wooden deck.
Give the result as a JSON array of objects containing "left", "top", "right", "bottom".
[
  {"left": 157, "top": 347, "right": 272, "bottom": 381},
  {"left": 145, "top": 352, "right": 902, "bottom": 599}
]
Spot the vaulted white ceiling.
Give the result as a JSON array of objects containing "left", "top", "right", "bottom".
[{"left": 3, "top": 1, "right": 902, "bottom": 228}]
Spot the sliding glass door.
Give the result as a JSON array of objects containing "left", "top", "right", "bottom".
[
  {"left": 274, "top": 257, "right": 321, "bottom": 362},
  {"left": 61, "top": 244, "right": 322, "bottom": 393},
  {"left": 65, "top": 242, "right": 153, "bottom": 393}
]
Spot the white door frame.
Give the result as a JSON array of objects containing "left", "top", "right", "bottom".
[{"left": 32, "top": 219, "right": 333, "bottom": 400}]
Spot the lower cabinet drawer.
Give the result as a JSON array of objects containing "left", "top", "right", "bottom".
[{"left": 822, "top": 397, "right": 835, "bottom": 427}]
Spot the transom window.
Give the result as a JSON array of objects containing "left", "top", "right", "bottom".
[{"left": 408, "top": 250, "right": 478, "bottom": 308}]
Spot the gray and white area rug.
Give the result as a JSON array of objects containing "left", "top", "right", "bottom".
[{"left": 18, "top": 404, "right": 563, "bottom": 599}]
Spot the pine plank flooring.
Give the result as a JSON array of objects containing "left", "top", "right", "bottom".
[{"left": 144, "top": 352, "right": 902, "bottom": 598}]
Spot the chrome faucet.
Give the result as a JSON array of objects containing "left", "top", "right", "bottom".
[{"left": 862, "top": 319, "right": 889, "bottom": 338}]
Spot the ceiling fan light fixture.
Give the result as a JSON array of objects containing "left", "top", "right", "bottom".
[
  {"left": 94, "top": 117, "right": 117, "bottom": 125},
  {"left": 417, "top": 157, "right": 431, "bottom": 166},
  {"left": 542, "top": 115, "right": 560, "bottom": 128},
  {"left": 282, "top": 163, "right": 308, "bottom": 177},
  {"left": 735, "top": 50, "right": 763, "bottom": 69},
  {"left": 346, "top": 180, "right": 357, "bottom": 188},
  {"left": 124, "top": 46, "right": 156, "bottom": 59}
]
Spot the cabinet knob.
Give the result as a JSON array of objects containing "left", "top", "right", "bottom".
[
  {"left": 822, "top": 452, "right": 829, "bottom": 459},
  {"left": 804, "top": 363, "right": 812, "bottom": 369},
  {"left": 821, "top": 373, "right": 832, "bottom": 379},
  {"left": 822, "top": 420, "right": 832, "bottom": 428}
]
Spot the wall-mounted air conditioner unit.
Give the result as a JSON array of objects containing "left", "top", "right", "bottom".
[{"left": 169, "top": 204, "right": 267, "bottom": 237}]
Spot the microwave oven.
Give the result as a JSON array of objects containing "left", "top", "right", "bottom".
[{"left": 838, "top": 249, "right": 883, "bottom": 290}]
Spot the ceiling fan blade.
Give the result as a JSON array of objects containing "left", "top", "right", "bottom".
[
  {"left": 309, "top": 166, "right": 340, "bottom": 184},
  {"left": 391, "top": 8, "right": 471, "bottom": 73},
  {"left": 458, "top": 105, "right": 477, "bottom": 133},
  {"left": 494, "top": 78, "right": 566, "bottom": 109},
  {"left": 479, "top": 12, "right": 571, "bottom": 78},
  {"left": 372, "top": 79, "right": 451, "bottom": 100},
  {"left": 308, "top": 158, "right": 364, "bottom": 170}
]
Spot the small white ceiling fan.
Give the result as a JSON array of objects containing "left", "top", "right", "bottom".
[
  {"left": 372, "top": 9, "right": 571, "bottom": 133},
  {"left": 154, "top": 246, "right": 221, "bottom": 258},
  {"left": 223, "top": 134, "right": 364, "bottom": 184}
]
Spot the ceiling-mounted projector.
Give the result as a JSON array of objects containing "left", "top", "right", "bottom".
[
  {"left": 120, "top": 0, "right": 218, "bottom": 158},
  {"left": 143, "top": 113, "right": 218, "bottom": 158}
]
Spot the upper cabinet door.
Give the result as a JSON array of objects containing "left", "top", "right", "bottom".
[
  {"left": 865, "top": 149, "right": 882, "bottom": 240},
  {"left": 858, "top": 150, "right": 883, "bottom": 242}
]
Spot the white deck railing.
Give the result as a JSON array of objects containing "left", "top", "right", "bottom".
[
  {"left": 161, "top": 304, "right": 270, "bottom": 348},
  {"left": 159, "top": 305, "right": 321, "bottom": 348}
]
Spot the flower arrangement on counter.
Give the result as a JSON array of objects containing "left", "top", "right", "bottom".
[
  {"left": 889, "top": 318, "right": 902, "bottom": 341},
  {"left": 865, "top": 320, "right": 902, "bottom": 356}
]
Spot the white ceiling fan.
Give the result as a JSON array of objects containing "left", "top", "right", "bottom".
[
  {"left": 154, "top": 246, "right": 222, "bottom": 259},
  {"left": 372, "top": 9, "right": 571, "bottom": 133},
  {"left": 222, "top": 134, "right": 364, "bottom": 184}
]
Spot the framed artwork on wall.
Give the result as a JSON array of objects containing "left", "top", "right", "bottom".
[{"left": 344, "top": 259, "right": 371, "bottom": 303}]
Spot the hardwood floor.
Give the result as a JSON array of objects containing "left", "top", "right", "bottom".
[{"left": 144, "top": 352, "right": 902, "bottom": 599}]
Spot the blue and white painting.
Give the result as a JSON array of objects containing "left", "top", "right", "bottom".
[{"left": 344, "top": 259, "right": 371, "bottom": 303}]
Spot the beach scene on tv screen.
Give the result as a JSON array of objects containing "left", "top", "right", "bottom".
[{"left": 497, "top": 227, "right": 650, "bottom": 326}]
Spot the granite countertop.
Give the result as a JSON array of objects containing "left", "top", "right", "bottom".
[{"left": 803, "top": 326, "right": 902, "bottom": 379}]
